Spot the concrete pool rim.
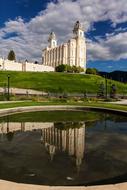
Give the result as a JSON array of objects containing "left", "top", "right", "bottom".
[
  {"left": 0, "top": 105, "right": 127, "bottom": 117},
  {"left": 0, "top": 105, "right": 127, "bottom": 190}
]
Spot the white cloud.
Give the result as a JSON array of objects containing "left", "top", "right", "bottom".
[
  {"left": 87, "top": 31, "right": 127, "bottom": 61},
  {"left": 0, "top": 0, "right": 127, "bottom": 62}
]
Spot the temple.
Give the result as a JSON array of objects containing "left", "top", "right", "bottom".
[{"left": 42, "top": 21, "right": 86, "bottom": 70}]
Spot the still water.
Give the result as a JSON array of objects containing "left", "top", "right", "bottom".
[{"left": 0, "top": 110, "right": 127, "bottom": 186}]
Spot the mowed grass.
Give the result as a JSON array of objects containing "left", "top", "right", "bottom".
[{"left": 0, "top": 71, "right": 126, "bottom": 93}]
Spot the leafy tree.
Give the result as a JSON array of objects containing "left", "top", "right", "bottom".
[
  {"left": 55, "top": 64, "right": 66, "bottom": 72},
  {"left": 76, "top": 66, "right": 84, "bottom": 73},
  {"left": 66, "top": 65, "right": 73, "bottom": 72},
  {"left": 86, "top": 68, "right": 98, "bottom": 75},
  {"left": 72, "top": 65, "right": 78, "bottom": 73},
  {"left": 72, "top": 66, "right": 84, "bottom": 73},
  {"left": 7, "top": 50, "right": 16, "bottom": 61},
  {"left": 55, "top": 64, "right": 84, "bottom": 73}
]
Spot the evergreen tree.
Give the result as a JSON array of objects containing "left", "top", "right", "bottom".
[
  {"left": 97, "top": 82, "right": 105, "bottom": 98},
  {"left": 110, "top": 84, "right": 117, "bottom": 98},
  {"left": 7, "top": 50, "right": 16, "bottom": 61}
]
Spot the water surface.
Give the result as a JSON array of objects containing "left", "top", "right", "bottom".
[{"left": 0, "top": 111, "right": 127, "bottom": 186}]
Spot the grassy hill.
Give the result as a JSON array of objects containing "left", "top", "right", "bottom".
[{"left": 0, "top": 71, "right": 126, "bottom": 94}]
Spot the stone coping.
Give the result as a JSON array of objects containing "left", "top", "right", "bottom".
[
  {"left": 0, "top": 180, "right": 127, "bottom": 190},
  {"left": 0, "top": 105, "right": 127, "bottom": 190},
  {"left": 0, "top": 105, "right": 127, "bottom": 117}
]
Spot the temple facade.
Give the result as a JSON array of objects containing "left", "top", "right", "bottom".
[
  {"left": 41, "top": 122, "right": 85, "bottom": 171},
  {"left": 42, "top": 21, "right": 86, "bottom": 70}
]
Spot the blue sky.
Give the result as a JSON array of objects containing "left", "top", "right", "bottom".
[
  {"left": 0, "top": 0, "right": 127, "bottom": 72},
  {"left": 0, "top": 0, "right": 49, "bottom": 25}
]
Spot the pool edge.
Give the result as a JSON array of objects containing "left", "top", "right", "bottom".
[
  {"left": 0, "top": 105, "right": 127, "bottom": 117},
  {"left": 0, "top": 179, "right": 127, "bottom": 190},
  {"left": 0, "top": 105, "right": 127, "bottom": 189}
]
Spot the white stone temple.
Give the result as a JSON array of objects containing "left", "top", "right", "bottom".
[
  {"left": 41, "top": 123, "right": 85, "bottom": 171},
  {"left": 42, "top": 21, "right": 86, "bottom": 70}
]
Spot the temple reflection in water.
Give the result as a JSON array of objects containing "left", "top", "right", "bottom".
[
  {"left": 0, "top": 121, "right": 85, "bottom": 171},
  {"left": 41, "top": 122, "right": 85, "bottom": 171},
  {"left": 0, "top": 122, "right": 54, "bottom": 134}
]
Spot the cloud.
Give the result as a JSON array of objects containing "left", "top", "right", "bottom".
[
  {"left": 0, "top": 0, "right": 127, "bottom": 62},
  {"left": 87, "top": 31, "right": 127, "bottom": 61}
]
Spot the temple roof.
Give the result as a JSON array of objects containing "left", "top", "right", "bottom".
[
  {"left": 48, "top": 31, "right": 56, "bottom": 42},
  {"left": 73, "top": 21, "right": 83, "bottom": 32}
]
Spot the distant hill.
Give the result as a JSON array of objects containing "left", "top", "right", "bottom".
[{"left": 99, "top": 71, "right": 127, "bottom": 83}]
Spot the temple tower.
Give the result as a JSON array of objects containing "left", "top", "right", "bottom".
[
  {"left": 73, "top": 21, "right": 86, "bottom": 69},
  {"left": 48, "top": 32, "right": 57, "bottom": 48}
]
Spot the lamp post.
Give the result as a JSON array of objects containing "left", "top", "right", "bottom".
[{"left": 7, "top": 74, "right": 10, "bottom": 101}]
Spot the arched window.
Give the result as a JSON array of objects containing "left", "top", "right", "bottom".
[
  {"left": 53, "top": 41, "right": 56, "bottom": 46},
  {"left": 80, "top": 31, "right": 83, "bottom": 37}
]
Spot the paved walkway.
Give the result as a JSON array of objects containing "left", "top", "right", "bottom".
[
  {"left": 0, "top": 100, "right": 31, "bottom": 104},
  {"left": 0, "top": 180, "right": 127, "bottom": 190},
  {"left": 110, "top": 99, "right": 127, "bottom": 105},
  {"left": 0, "top": 87, "right": 47, "bottom": 95}
]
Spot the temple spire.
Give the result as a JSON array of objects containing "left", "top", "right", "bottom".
[
  {"left": 73, "top": 21, "right": 84, "bottom": 38},
  {"left": 48, "top": 31, "right": 57, "bottom": 48}
]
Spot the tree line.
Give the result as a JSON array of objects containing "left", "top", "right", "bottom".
[{"left": 55, "top": 64, "right": 99, "bottom": 74}]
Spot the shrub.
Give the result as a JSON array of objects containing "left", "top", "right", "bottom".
[
  {"left": 55, "top": 64, "right": 84, "bottom": 73},
  {"left": 86, "top": 68, "right": 98, "bottom": 75},
  {"left": 55, "top": 64, "right": 66, "bottom": 72}
]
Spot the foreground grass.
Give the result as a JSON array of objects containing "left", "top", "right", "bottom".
[
  {"left": 0, "top": 71, "right": 126, "bottom": 94},
  {"left": 0, "top": 100, "right": 127, "bottom": 112}
]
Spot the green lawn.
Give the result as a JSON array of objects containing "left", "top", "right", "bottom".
[{"left": 0, "top": 71, "right": 126, "bottom": 94}]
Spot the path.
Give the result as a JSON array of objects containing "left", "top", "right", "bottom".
[
  {"left": 0, "top": 87, "right": 47, "bottom": 95},
  {"left": 110, "top": 99, "right": 127, "bottom": 105}
]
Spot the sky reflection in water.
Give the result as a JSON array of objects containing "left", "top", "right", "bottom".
[{"left": 0, "top": 111, "right": 127, "bottom": 186}]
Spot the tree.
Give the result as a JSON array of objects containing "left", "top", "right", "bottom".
[
  {"left": 55, "top": 64, "right": 66, "bottom": 72},
  {"left": 76, "top": 66, "right": 84, "bottom": 73},
  {"left": 97, "top": 82, "right": 105, "bottom": 98},
  {"left": 86, "top": 68, "right": 98, "bottom": 75},
  {"left": 66, "top": 65, "right": 73, "bottom": 72},
  {"left": 72, "top": 66, "right": 84, "bottom": 73},
  {"left": 72, "top": 65, "right": 78, "bottom": 73},
  {"left": 110, "top": 84, "right": 117, "bottom": 98},
  {"left": 7, "top": 50, "right": 16, "bottom": 61},
  {"left": 55, "top": 64, "right": 84, "bottom": 73}
]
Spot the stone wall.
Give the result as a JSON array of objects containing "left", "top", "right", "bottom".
[{"left": 0, "top": 58, "right": 54, "bottom": 72}]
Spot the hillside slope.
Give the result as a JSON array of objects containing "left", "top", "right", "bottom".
[{"left": 0, "top": 71, "right": 126, "bottom": 94}]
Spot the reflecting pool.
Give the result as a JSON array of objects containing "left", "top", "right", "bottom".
[{"left": 0, "top": 110, "right": 127, "bottom": 186}]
